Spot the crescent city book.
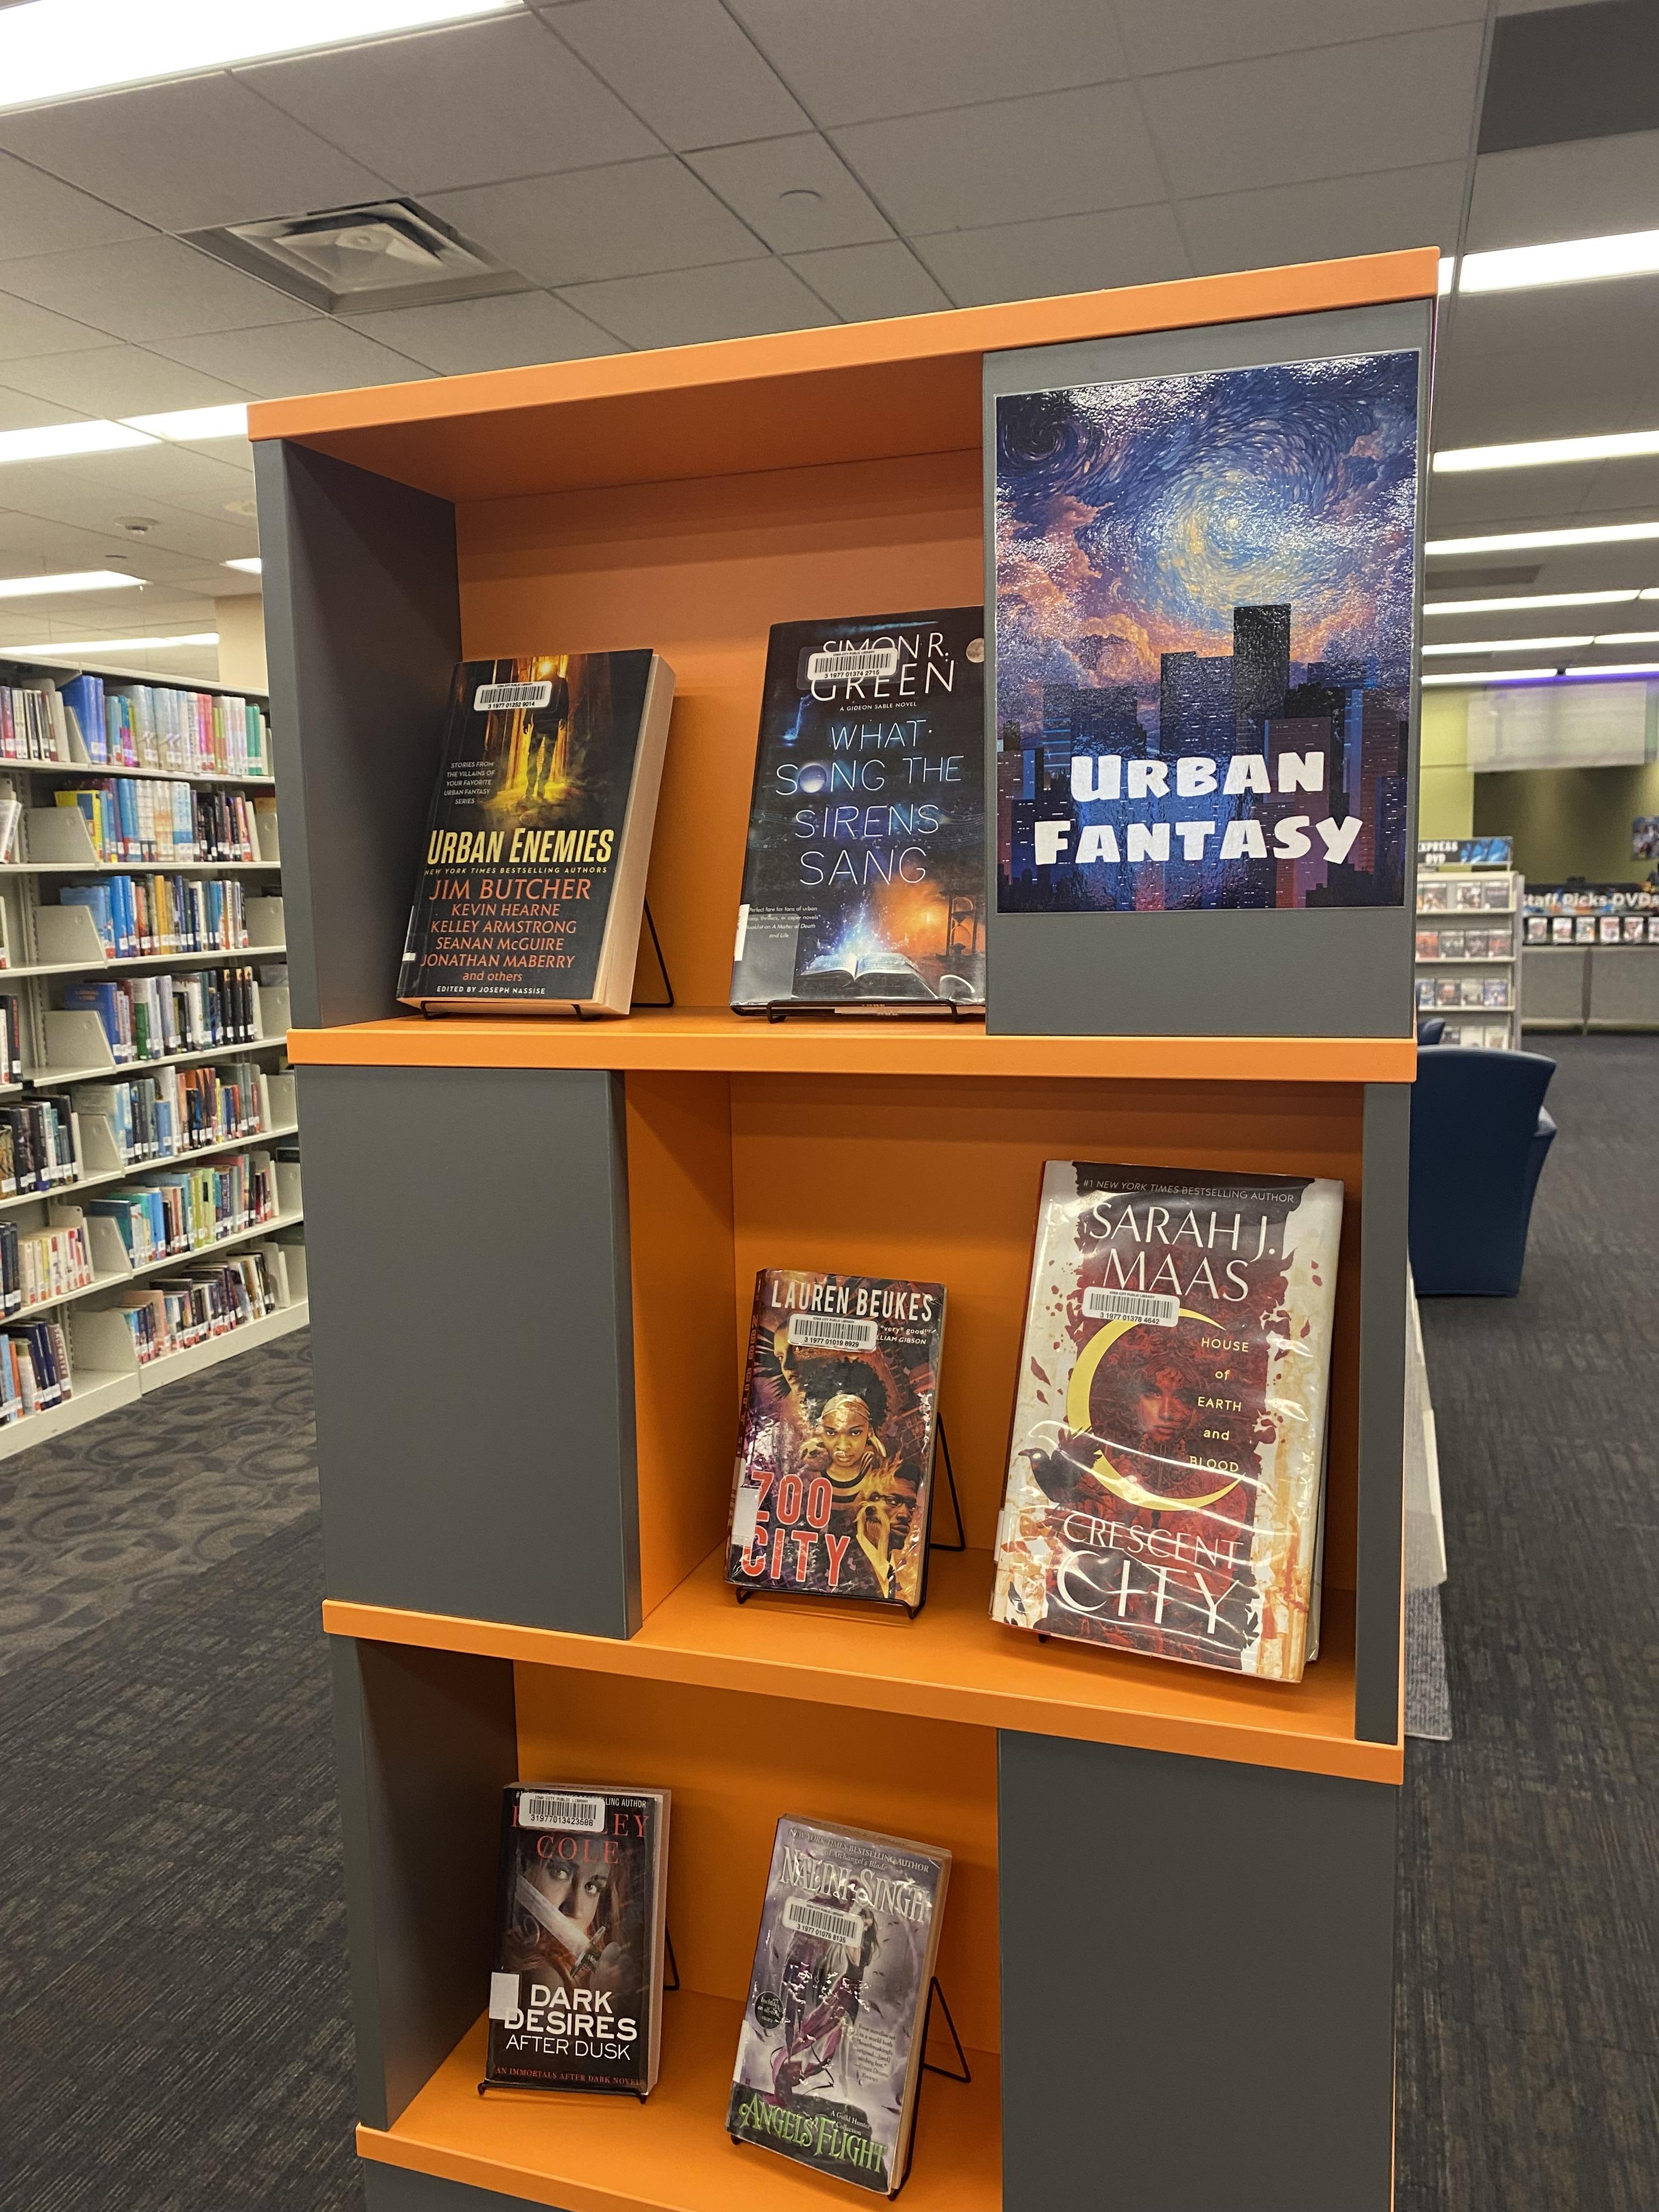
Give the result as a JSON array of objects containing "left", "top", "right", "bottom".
[
  {"left": 484, "top": 1782, "right": 671, "bottom": 2096},
  {"left": 991, "top": 1160, "right": 1342, "bottom": 1681},
  {"left": 397, "top": 651, "right": 675, "bottom": 1017},
  {"left": 727, "top": 1816, "right": 951, "bottom": 2196},
  {"left": 731, "top": 608, "right": 985, "bottom": 1012}
]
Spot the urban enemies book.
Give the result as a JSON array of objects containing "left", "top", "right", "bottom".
[
  {"left": 731, "top": 608, "right": 985, "bottom": 1011},
  {"left": 726, "top": 1269, "right": 946, "bottom": 1610},
  {"left": 484, "top": 1783, "right": 670, "bottom": 2095},
  {"left": 991, "top": 1161, "right": 1342, "bottom": 1681},
  {"left": 397, "top": 651, "right": 675, "bottom": 1016},
  {"left": 727, "top": 1817, "right": 951, "bottom": 2196}
]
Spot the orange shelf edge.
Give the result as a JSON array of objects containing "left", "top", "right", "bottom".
[
  {"left": 288, "top": 1010, "right": 1415, "bottom": 1086},
  {"left": 321, "top": 1548, "right": 1403, "bottom": 1786},
  {"left": 358, "top": 1995, "right": 1001, "bottom": 2212}
]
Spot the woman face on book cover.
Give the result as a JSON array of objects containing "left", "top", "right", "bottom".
[
  {"left": 529, "top": 1851, "right": 610, "bottom": 1937},
  {"left": 818, "top": 1392, "right": 877, "bottom": 1471}
]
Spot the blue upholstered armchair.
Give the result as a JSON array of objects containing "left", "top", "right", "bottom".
[
  {"left": 1409, "top": 1046, "right": 1557, "bottom": 1296},
  {"left": 1416, "top": 1016, "right": 1446, "bottom": 1046}
]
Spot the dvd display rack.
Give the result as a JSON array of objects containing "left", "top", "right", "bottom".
[
  {"left": 1414, "top": 861, "right": 1523, "bottom": 1047},
  {"left": 256, "top": 245, "right": 1435, "bottom": 2212},
  {"left": 0, "top": 654, "right": 306, "bottom": 1455},
  {"left": 1521, "top": 884, "right": 1659, "bottom": 1032}
]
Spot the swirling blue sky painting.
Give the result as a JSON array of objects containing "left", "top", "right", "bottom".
[{"left": 994, "top": 350, "right": 1420, "bottom": 912}]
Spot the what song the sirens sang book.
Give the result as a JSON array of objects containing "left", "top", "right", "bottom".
[
  {"left": 484, "top": 1784, "right": 670, "bottom": 2096},
  {"left": 731, "top": 608, "right": 985, "bottom": 1011},
  {"left": 397, "top": 652, "right": 674, "bottom": 1017},
  {"left": 727, "top": 1818, "right": 951, "bottom": 2196},
  {"left": 726, "top": 1270, "right": 946, "bottom": 1610},
  {"left": 991, "top": 1161, "right": 1342, "bottom": 1681}
]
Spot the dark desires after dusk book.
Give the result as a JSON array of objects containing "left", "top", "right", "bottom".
[
  {"left": 991, "top": 1161, "right": 1342, "bottom": 1681},
  {"left": 397, "top": 652, "right": 674, "bottom": 1017},
  {"left": 730, "top": 609, "right": 985, "bottom": 1012},
  {"left": 728, "top": 1818, "right": 950, "bottom": 2197},
  {"left": 484, "top": 1783, "right": 670, "bottom": 2096},
  {"left": 726, "top": 1269, "right": 946, "bottom": 1610}
]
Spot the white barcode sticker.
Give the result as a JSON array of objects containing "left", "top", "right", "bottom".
[
  {"left": 786, "top": 1312, "right": 878, "bottom": 1352},
  {"left": 806, "top": 645, "right": 901, "bottom": 684},
  {"left": 783, "top": 1895, "right": 865, "bottom": 1944},
  {"left": 519, "top": 1790, "right": 605, "bottom": 1832},
  {"left": 475, "top": 681, "right": 552, "bottom": 711},
  {"left": 1082, "top": 1288, "right": 1180, "bottom": 1327},
  {"left": 488, "top": 1972, "right": 521, "bottom": 2022}
]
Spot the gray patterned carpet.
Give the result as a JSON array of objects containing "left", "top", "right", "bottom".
[{"left": 0, "top": 1034, "right": 1654, "bottom": 2208}]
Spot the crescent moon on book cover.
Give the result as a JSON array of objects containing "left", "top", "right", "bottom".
[{"left": 1066, "top": 1311, "right": 1243, "bottom": 1513}]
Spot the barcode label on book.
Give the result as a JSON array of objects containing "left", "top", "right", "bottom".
[
  {"left": 488, "top": 1972, "right": 521, "bottom": 2022},
  {"left": 518, "top": 1791, "right": 604, "bottom": 1833},
  {"left": 783, "top": 1897, "right": 866, "bottom": 1944},
  {"left": 1082, "top": 1288, "right": 1180, "bottom": 1327},
  {"left": 786, "top": 1312, "right": 878, "bottom": 1352},
  {"left": 805, "top": 645, "right": 901, "bottom": 684},
  {"left": 475, "top": 682, "right": 552, "bottom": 712}
]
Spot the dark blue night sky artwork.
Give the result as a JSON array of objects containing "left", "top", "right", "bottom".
[{"left": 994, "top": 350, "right": 1420, "bottom": 913}]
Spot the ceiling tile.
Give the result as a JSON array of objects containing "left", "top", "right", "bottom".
[
  {"left": 1425, "top": 462, "right": 1604, "bottom": 529},
  {"left": 0, "top": 514, "right": 233, "bottom": 577},
  {"left": 341, "top": 292, "right": 622, "bottom": 374},
  {"left": 65, "top": 444, "right": 259, "bottom": 521},
  {"left": 725, "top": 0, "right": 1127, "bottom": 127},
  {"left": 0, "top": 149, "right": 154, "bottom": 259},
  {"left": 687, "top": 136, "right": 891, "bottom": 253},
  {"left": 1465, "top": 130, "right": 1659, "bottom": 252},
  {"left": 784, "top": 240, "right": 951, "bottom": 321},
  {"left": 546, "top": 0, "right": 810, "bottom": 151},
  {"left": 557, "top": 256, "right": 833, "bottom": 348},
  {"left": 0, "top": 391, "right": 88, "bottom": 433},
  {"left": 1138, "top": 26, "right": 1484, "bottom": 197},
  {"left": 242, "top": 16, "right": 659, "bottom": 197},
  {"left": 915, "top": 204, "right": 1192, "bottom": 308},
  {"left": 0, "top": 76, "right": 391, "bottom": 234},
  {"left": 0, "top": 238, "right": 312, "bottom": 345},
  {"left": 146, "top": 318, "right": 434, "bottom": 400},
  {"left": 1573, "top": 455, "right": 1659, "bottom": 517},
  {"left": 831, "top": 84, "right": 1160, "bottom": 234},
  {"left": 0, "top": 292, "right": 111, "bottom": 363},
  {"left": 0, "top": 469, "right": 255, "bottom": 558},
  {"left": 1444, "top": 274, "right": 1659, "bottom": 361},
  {"left": 1429, "top": 342, "right": 1651, "bottom": 445},
  {"left": 1113, "top": 0, "right": 1483, "bottom": 76},
  {"left": 1180, "top": 162, "right": 1464, "bottom": 276},
  {"left": 0, "top": 346, "right": 256, "bottom": 417},
  {"left": 426, "top": 160, "right": 766, "bottom": 287}
]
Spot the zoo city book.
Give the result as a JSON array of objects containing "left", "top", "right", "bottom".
[
  {"left": 730, "top": 608, "right": 985, "bottom": 1011},
  {"left": 726, "top": 1269, "right": 946, "bottom": 1609},
  {"left": 397, "top": 652, "right": 675, "bottom": 1017},
  {"left": 483, "top": 1783, "right": 670, "bottom": 2095},
  {"left": 727, "top": 1817, "right": 951, "bottom": 2196},
  {"left": 990, "top": 1160, "right": 1342, "bottom": 1681}
]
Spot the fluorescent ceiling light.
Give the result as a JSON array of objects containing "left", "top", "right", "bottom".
[
  {"left": 222, "top": 557, "right": 263, "bottom": 575},
  {"left": 1593, "top": 630, "right": 1659, "bottom": 646},
  {"left": 1455, "top": 228, "right": 1659, "bottom": 297},
  {"left": 1435, "top": 428, "right": 1659, "bottom": 473},
  {"left": 4, "top": 632, "right": 218, "bottom": 656},
  {"left": 123, "top": 404, "right": 248, "bottom": 441},
  {"left": 0, "top": 1, "right": 518, "bottom": 113},
  {"left": 1573, "top": 661, "right": 1659, "bottom": 678},
  {"left": 0, "top": 570, "right": 143, "bottom": 599},
  {"left": 1421, "top": 635, "right": 1593, "bottom": 657},
  {"left": 1424, "top": 591, "right": 1639, "bottom": 615},
  {"left": 1421, "top": 668, "right": 1560, "bottom": 686},
  {"left": 1426, "top": 521, "right": 1659, "bottom": 555},
  {"left": 0, "top": 420, "right": 154, "bottom": 464}
]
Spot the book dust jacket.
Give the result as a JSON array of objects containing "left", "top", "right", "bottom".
[{"left": 992, "top": 1161, "right": 1342, "bottom": 1680}]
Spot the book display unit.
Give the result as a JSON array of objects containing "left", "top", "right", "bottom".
[
  {"left": 1415, "top": 862, "right": 1523, "bottom": 1047},
  {"left": 257, "top": 245, "right": 1434, "bottom": 2212},
  {"left": 0, "top": 655, "right": 304, "bottom": 1452},
  {"left": 1522, "top": 884, "right": 1659, "bottom": 1032}
]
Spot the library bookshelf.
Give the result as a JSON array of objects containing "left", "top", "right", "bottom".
[
  {"left": 0, "top": 653, "right": 303, "bottom": 1455},
  {"left": 257, "top": 245, "right": 1435, "bottom": 2212}
]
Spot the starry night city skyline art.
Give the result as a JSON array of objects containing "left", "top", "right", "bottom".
[{"left": 994, "top": 349, "right": 1421, "bottom": 913}]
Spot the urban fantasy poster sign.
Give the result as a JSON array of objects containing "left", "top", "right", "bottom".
[{"left": 994, "top": 350, "right": 1420, "bottom": 913}]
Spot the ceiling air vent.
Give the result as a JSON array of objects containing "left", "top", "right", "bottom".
[{"left": 184, "top": 199, "right": 532, "bottom": 315}]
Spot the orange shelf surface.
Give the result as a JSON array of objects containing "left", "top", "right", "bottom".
[
  {"left": 323, "top": 1547, "right": 1401, "bottom": 1785},
  {"left": 359, "top": 1994, "right": 999, "bottom": 2212},
  {"left": 288, "top": 1008, "right": 1415, "bottom": 1086}
]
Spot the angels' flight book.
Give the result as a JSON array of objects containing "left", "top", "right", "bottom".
[
  {"left": 484, "top": 1783, "right": 670, "bottom": 2096},
  {"left": 397, "top": 652, "right": 674, "bottom": 1017},
  {"left": 991, "top": 1161, "right": 1342, "bottom": 1681},
  {"left": 731, "top": 609, "right": 985, "bottom": 1013},
  {"left": 726, "top": 1269, "right": 946, "bottom": 1610},
  {"left": 727, "top": 1817, "right": 951, "bottom": 2196}
]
